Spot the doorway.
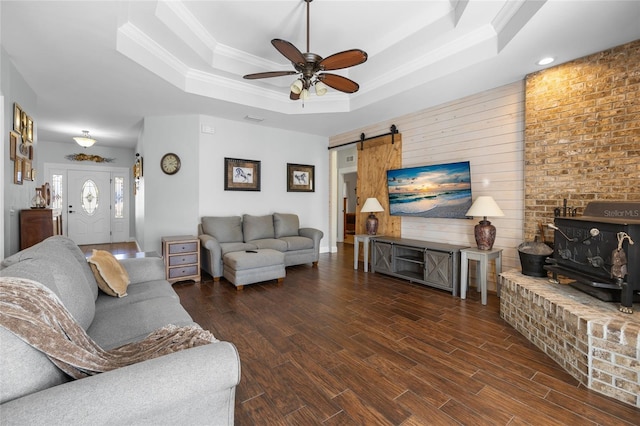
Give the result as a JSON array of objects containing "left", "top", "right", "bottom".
[{"left": 45, "top": 163, "right": 130, "bottom": 245}]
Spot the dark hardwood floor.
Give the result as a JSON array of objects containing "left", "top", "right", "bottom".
[{"left": 86, "top": 242, "right": 640, "bottom": 425}]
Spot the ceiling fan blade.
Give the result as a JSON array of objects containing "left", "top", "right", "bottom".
[
  {"left": 290, "top": 91, "right": 300, "bottom": 101},
  {"left": 272, "top": 39, "right": 305, "bottom": 67},
  {"left": 318, "top": 73, "right": 360, "bottom": 93},
  {"left": 243, "top": 71, "right": 298, "bottom": 79},
  {"left": 319, "top": 49, "right": 368, "bottom": 71}
]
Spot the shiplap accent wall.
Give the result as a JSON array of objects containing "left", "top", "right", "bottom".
[{"left": 330, "top": 81, "right": 525, "bottom": 291}]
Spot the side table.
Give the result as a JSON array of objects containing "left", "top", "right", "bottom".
[
  {"left": 354, "top": 234, "right": 380, "bottom": 272},
  {"left": 161, "top": 235, "right": 201, "bottom": 284},
  {"left": 460, "top": 247, "right": 502, "bottom": 305}
]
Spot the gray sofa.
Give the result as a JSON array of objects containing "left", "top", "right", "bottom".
[
  {"left": 0, "top": 236, "right": 240, "bottom": 425},
  {"left": 199, "top": 213, "right": 323, "bottom": 280}
]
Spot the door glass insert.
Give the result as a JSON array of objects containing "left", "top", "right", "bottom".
[
  {"left": 114, "top": 176, "right": 124, "bottom": 218},
  {"left": 81, "top": 179, "right": 99, "bottom": 216}
]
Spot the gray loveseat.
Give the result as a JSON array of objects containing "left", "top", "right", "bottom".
[
  {"left": 199, "top": 213, "right": 323, "bottom": 280},
  {"left": 0, "top": 236, "right": 240, "bottom": 425}
]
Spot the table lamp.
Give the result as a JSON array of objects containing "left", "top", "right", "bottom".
[
  {"left": 361, "top": 197, "right": 384, "bottom": 235},
  {"left": 465, "top": 196, "right": 504, "bottom": 250}
]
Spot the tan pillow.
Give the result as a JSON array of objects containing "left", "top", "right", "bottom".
[{"left": 87, "top": 250, "right": 129, "bottom": 297}]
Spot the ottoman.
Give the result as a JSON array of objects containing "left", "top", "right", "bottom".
[{"left": 223, "top": 249, "right": 285, "bottom": 290}]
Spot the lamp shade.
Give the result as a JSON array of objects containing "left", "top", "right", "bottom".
[
  {"left": 290, "top": 79, "right": 303, "bottom": 95},
  {"left": 361, "top": 197, "right": 384, "bottom": 213},
  {"left": 315, "top": 81, "right": 328, "bottom": 96},
  {"left": 465, "top": 196, "right": 504, "bottom": 218}
]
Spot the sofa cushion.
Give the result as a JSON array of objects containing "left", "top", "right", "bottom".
[
  {"left": 220, "top": 242, "right": 258, "bottom": 255},
  {"left": 273, "top": 213, "right": 300, "bottom": 238},
  {"left": 88, "top": 297, "right": 194, "bottom": 350},
  {"left": 0, "top": 257, "right": 95, "bottom": 330},
  {"left": 249, "top": 238, "right": 288, "bottom": 252},
  {"left": 94, "top": 280, "right": 179, "bottom": 314},
  {"left": 88, "top": 250, "right": 130, "bottom": 298},
  {"left": 279, "top": 236, "right": 315, "bottom": 251},
  {"left": 1, "top": 236, "right": 98, "bottom": 301},
  {"left": 202, "top": 216, "right": 243, "bottom": 243},
  {"left": 243, "top": 215, "right": 275, "bottom": 242}
]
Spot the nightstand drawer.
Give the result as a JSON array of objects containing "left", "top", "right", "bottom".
[
  {"left": 168, "top": 242, "right": 198, "bottom": 254},
  {"left": 168, "top": 253, "right": 198, "bottom": 266},
  {"left": 168, "top": 265, "right": 199, "bottom": 279}
]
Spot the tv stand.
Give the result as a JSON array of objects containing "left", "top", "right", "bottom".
[{"left": 371, "top": 237, "right": 467, "bottom": 296}]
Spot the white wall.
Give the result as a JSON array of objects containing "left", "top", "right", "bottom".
[
  {"left": 2, "top": 46, "right": 38, "bottom": 256},
  {"left": 138, "top": 114, "right": 330, "bottom": 255},
  {"left": 138, "top": 115, "right": 201, "bottom": 253},
  {"left": 330, "top": 81, "right": 525, "bottom": 291},
  {"left": 198, "top": 115, "right": 330, "bottom": 252}
]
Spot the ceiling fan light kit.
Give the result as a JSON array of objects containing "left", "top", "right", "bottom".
[{"left": 243, "top": 0, "right": 367, "bottom": 101}]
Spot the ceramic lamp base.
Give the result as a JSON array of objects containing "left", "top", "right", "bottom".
[
  {"left": 365, "top": 214, "right": 379, "bottom": 235},
  {"left": 474, "top": 219, "right": 496, "bottom": 250}
]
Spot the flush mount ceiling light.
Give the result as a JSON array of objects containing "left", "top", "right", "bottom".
[
  {"left": 537, "top": 57, "right": 555, "bottom": 66},
  {"left": 73, "top": 130, "right": 96, "bottom": 148},
  {"left": 243, "top": 0, "right": 367, "bottom": 101}
]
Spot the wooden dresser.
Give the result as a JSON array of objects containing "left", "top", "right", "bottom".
[
  {"left": 161, "top": 235, "right": 201, "bottom": 284},
  {"left": 20, "top": 209, "right": 63, "bottom": 250}
]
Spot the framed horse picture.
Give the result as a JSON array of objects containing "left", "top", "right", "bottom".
[
  {"left": 224, "top": 158, "right": 261, "bottom": 191},
  {"left": 287, "top": 163, "right": 315, "bottom": 192}
]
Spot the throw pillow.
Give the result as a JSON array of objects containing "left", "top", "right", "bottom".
[
  {"left": 274, "top": 213, "right": 299, "bottom": 238},
  {"left": 87, "top": 250, "right": 129, "bottom": 297}
]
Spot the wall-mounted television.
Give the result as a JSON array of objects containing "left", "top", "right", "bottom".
[{"left": 386, "top": 161, "right": 472, "bottom": 219}]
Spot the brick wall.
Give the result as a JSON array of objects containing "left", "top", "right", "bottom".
[{"left": 524, "top": 40, "right": 640, "bottom": 242}]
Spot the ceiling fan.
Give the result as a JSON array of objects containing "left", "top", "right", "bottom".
[{"left": 243, "top": 0, "right": 368, "bottom": 101}]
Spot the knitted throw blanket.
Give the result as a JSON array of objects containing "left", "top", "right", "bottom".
[{"left": 0, "top": 277, "right": 218, "bottom": 379}]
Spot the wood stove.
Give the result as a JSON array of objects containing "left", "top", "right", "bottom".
[{"left": 544, "top": 202, "right": 639, "bottom": 313}]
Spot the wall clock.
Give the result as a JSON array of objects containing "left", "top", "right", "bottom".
[{"left": 160, "top": 153, "right": 181, "bottom": 175}]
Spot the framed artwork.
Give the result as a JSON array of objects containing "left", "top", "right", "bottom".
[
  {"left": 28, "top": 144, "right": 33, "bottom": 160},
  {"left": 13, "top": 103, "right": 22, "bottom": 133},
  {"left": 20, "top": 111, "right": 28, "bottom": 141},
  {"left": 9, "top": 131, "right": 18, "bottom": 160},
  {"left": 224, "top": 157, "right": 261, "bottom": 191},
  {"left": 23, "top": 159, "right": 32, "bottom": 181},
  {"left": 287, "top": 163, "right": 315, "bottom": 192},
  {"left": 26, "top": 116, "right": 34, "bottom": 142},
  {"left": 14, "top": 157, "right": 23, "bottom": 185}
]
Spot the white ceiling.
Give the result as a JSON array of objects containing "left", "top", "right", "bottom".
[{"left": 2, "top": 0, "right": 639, "bottom": 149}]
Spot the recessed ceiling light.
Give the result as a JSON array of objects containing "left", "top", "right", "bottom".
[{"left": 537, "top": 57, "right": 555, "bottom": 66}]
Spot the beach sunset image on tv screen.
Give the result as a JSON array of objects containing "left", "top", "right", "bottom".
[{"left": 386, "top": 161, "right": 472, "bottom": 219}]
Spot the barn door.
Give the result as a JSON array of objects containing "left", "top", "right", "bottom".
[{"left": 356, "top": 133, "right": 402, "bottom": 238}]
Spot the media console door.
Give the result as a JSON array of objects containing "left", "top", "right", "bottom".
[
  {"left": 372, "top": 241, "right": 393, "bottom": 274},
  {"left": 424, "top": 249, "right": 453, "bottom": 290}
]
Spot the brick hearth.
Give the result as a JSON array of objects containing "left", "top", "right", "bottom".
[{"left": 499, "top": 270, "right": 640, "bottom": 407}]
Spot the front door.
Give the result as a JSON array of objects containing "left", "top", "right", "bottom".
[{"left": 67, "top": 170, "right": 112, "bottom": 245}]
